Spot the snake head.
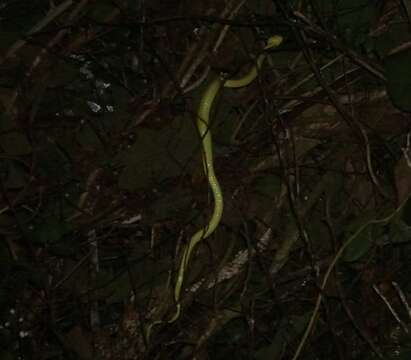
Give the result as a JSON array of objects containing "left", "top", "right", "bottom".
[{"left": 264, "top": 35, "right": 283, "bottom": 50}]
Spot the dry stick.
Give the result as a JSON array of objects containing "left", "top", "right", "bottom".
[
  {"left": 6, "top": 0, "right": 90, "bottom": 115},
  {"left": 189, "top": 227, "right": 273, "bottom": 293},
  {"left": 281, "top": 14, "right": 397, "bottom": 360},
  {"left": 279, "top": 65, "right": 386, "bottom": 123},
  {"left": 324, "top": 195, "right": 384, "bottom": 359},
  {"left": 338, "top": 284, "right": 384, "bottom": 358},
  {"left": 167, "top": 9, "right": 222, "bottom": 95},
  {"left": 269, "top": 171, "right": 334, "bottom": 276},
  {"left": 187, "top": 175, "right": 331, "bottom": 355},
  {"left": 230, "top": 100, "right": 259, "bottom": 144},
  {"left": 292, "top": 11, "right": 386, "bottom": 82},
  {"left": 177, "top": 24, "right": 214, "bottom": 91},
  {"left": 286, "top": 54, "right": 344, "bottom": 96},
  {"left": 296, "top": 27, "right": 390, "bottom": 201},
  {"left": 392, "top": 281, "right": 411, "bottom": 321},
  {"left": 183, "top": 65, "right": 211, "bottom": 94},
  {"left": 150, "top": 2, "right": 243, "bottom": 125},
  {"left": 171, "top": 8, "right": 215, "bottom": 91},
  {"left": 145, "top": 3, "right": 252, "bottom": 339},
  {"left": 191, "top": 153, "right": 338, "bottom": 294},
  {"left": 211, "top": 0, "right": 247, "bottom": 54},
  {"left": 291, "top": 198, "right": 408, "bottom": 360},
  {"left": 182, "top": 0, "right": 247, "bottom": 94},
  {"left": 387, "top": 40, "right": 411, "bottom": 56},
  {"left": 189, "top": 148, "right": 335, "bottom": 292},
  {"left": 373, "top": 284, "right": 410, "bottom": 335},
  {"left": 0, "top": 0, "right": 73, "bottom": 64},
  {"left": 178, "top": 0, "right": 247, "bottom": 91},
  {"left": 282, "top": 7, "right": 400, "bottom": 114}
]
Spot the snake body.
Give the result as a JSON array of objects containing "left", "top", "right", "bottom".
[
  {"left": 169, "top": 35, "right": 283, "bottom": 322},
  {"left": 145, "top": 37, "right": 283, "bottom": 338}
]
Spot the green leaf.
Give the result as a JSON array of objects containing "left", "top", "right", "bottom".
[
  {"left": 3, "top": 161, "right": 28, "bottom": 189},
  {"left": 117, "top": 116, "right": 196, "bottom": 191},
  {"left": 401, "top": 197, "right": 411, "bottom": 226},
  {"left": 149, "top": 186, "right": 192, "bottom": 222},
  {"left": 385, "top": 50, "right": 411, "bottom": 112},
  {"left": 105, "top": 272, "right": 132, "bottom": 304},
  {"left": 314, "top": 0, "right": 377, "bottom": 45},
  {"left": 388, "top": 219, "right": 411, "bottom": 244},
  {"left": 0, "top": 113, "right": 31, "bottom": 156},
  {"left": 342, "top": 212, "right": 376, "bottom": 262},
  {"left": 29, "top": 215, "right": 71, "bottom": 245},
  {"left": 343, "top": 227, "right": 372, "bottom": 262},
  {"left": 35, "top": 142, "right": 70, "bottom": 179},
  {"left": 254, "top": 313, "right": 310, "bottom": 360}
]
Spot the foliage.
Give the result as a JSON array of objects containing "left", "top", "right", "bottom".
[{"left": 0, "top": 0, "right": 411, "bottom": 359}]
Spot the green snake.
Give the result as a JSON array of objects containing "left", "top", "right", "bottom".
[
  {"left": 146, "top": 35, "right": 283, "bottom": 337},
  {"left": 170, "top": 35, "right": 283, "bottom": 322}
]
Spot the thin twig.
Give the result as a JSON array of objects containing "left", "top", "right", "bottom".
[
  {"left": 373, "top": 284, "right": 409, "bottom": 334},
  {"left": 0, "top": 0, "right": 73, "bottom": 64},
  {"left": 292, "top": 198, "right": 408, "bottom": 360}
]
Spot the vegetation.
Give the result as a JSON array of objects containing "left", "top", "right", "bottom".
[{"left": 1, "top": 0, "right": 411, "bottom": 359}]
